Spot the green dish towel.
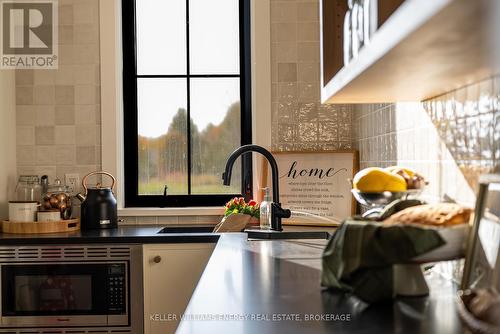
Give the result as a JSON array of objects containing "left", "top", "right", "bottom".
[{"left": 321, "top": 220, "right": 445, "bottom": 303}]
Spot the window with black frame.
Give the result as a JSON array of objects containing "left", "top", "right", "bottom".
[{"left": 122, "top": 0, "right": 252, "bottom": 207}]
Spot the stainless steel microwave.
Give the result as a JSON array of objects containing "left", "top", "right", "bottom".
[{"left": 0, "top": 245, "right": 143, "bottom": 331}]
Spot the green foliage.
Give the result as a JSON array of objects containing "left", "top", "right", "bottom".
[
  {"left": 224, "top": 197, "right": 260, "bottom": 218},
  {"left": 138, "top": 103, "right": 242, "bottom": 194}
]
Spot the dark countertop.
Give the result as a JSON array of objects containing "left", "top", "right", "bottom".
[
  {"left": 0, "top": 226, "right": 218, "bottom": 244},
  {"left": 177, "top": 233, "right": 463, "bottom": 334},
  {"left": 0, "top": 226, "right": 463, "bottom": 333}
]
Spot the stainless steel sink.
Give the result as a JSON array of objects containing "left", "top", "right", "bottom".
[
  {"left": 244, "top": 229, "right": 331, "bottom": 240},
  {"left": 157, "top": 225, "right": 331, "bottom": 240},
  {"left": 157, "top": 226, "right": 215, "bottom": 234}
]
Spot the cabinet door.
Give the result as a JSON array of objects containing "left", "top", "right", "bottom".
[{"left": 143, "top": 243, "right": 215, "bottom": 334}]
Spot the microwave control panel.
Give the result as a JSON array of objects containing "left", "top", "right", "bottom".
[{"left": 107, "top": 263, "right": 126, "bottom": 314}]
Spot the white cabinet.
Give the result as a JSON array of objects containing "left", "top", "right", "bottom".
[{"left": 143, "top": 243, "right": 215, "bottom": 334}]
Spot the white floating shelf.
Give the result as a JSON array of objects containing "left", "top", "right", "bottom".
[{"left": 321, "top": 0, "right": 500, "bottom": 103}]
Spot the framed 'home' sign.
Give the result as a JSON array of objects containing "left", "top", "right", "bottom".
[{"left": 262, "top": 150, "right": 359, "bottom": 226}]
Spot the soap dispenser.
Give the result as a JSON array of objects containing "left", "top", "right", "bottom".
[{"left": 259, "top": 188, "right": 272, "bottom": 230}]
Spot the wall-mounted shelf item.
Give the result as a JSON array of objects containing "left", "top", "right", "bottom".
[{"left": 320, "top": 0, "right": 500, "bottom": 103}]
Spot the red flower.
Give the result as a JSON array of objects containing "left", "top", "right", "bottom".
[{"left": 248, "top": 200, "right": 257, "bottom": 207}]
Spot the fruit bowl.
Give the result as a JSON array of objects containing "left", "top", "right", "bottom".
[
  {"left": 351, "top": 189, "right": 425, "bottom": 218},
  {"left": 351, "top": 189, "right": 424, "bottom": 208}
]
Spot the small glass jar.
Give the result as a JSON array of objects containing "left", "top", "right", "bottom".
[
  {"left": 42, "top": 178, "right": 72, "bottom": 220},
  {"left": 15, "top": 175, "right": 42, "bottom": 203}
]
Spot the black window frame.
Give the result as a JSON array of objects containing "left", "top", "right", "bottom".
[{"left": 122, "top": 0, "right": 252, "bottom": 207}]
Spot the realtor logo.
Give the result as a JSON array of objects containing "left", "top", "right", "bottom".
[{"left": 1, "top": 0, "right": 58, "bottom": 69}]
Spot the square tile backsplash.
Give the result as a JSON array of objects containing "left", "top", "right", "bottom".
[
  {"left": 352, "top": 76, "right": 500, "bottom": 205},
  {"left": 15, "top": 0, "right": 101, "bottom": 185},
  {"left": 270, "top": 0, "right": 353, "bottom": 152},
  {"left": 11, "top": 0, "right": 499, "bottom": 222}
]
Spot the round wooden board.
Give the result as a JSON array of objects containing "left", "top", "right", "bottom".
[{"left": 1, "top": 219, "right": 80, "bottom": 234}]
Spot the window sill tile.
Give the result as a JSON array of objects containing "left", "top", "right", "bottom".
[{"left": 118, "top": 207, "right": 224, "bottom": 217}]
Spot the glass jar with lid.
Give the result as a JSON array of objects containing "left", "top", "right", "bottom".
[
  {"left": 42, "top": 178, "right": 72, "bottom": 220},
  {"left": 15, "top": 175, "right": 42, "bottom": 203}
]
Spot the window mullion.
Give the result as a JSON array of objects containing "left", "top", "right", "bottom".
[{"left": 186, "top": 0, "right": 192, "bottom": 195}]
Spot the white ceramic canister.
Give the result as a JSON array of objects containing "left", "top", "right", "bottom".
[
  {"left": 37, "top": 210, "right": 61, "bottom": 222},
  {"left": 8, "top": 201, "right": 39, "bottom": 222}
]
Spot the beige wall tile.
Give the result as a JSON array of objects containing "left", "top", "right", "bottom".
[
  {"left": 55, "top": 65, "right": 75, "bottom": 85},
  {"left": 55, "top": 105, "right": 75, "bottom": 125},
  {"left": 36, "top": 146, "right": 56, "bottom": 165},
  {"left": 16, "top": 86, "right": 33, "bottom": 105},
  {"left": 15, "top": 71, "right": 34, "bottom": 85},
  {"left": 76, "top": 146, "right": 96, "bottom": 165},
  {"left": 55, "top": 85, "right": 75, "bottom": 105},
  {"left": 271, "top": 2, "right": 297, "bottom": 22},
  {"left": 59, "top": 25, "right": 74, "bottom": 45},
  {"left": 35, "top": 105, "right": 55, "bottom": 126},
  {"left": 297, "top": 2, "right": 319, "bottom": 22},
  {"left": 297, "top": 62, "right": 319, "bottom": 83},
  {"left": 76, "top": 124, "right": 97, "bottom": 146},
  {"left": 178, "top": 216, "right": 201, "bottom": 225},
  {"left": 55, "top": 125, "right": 76, "bottom": 145},
  {"left": 73, "top": 0, "right": 98, "bottom": 25},
  {"left": 56, "top": 165, "right": 77, "bottom": 180},
  {"left": 75, "top": 105, "right": 97, "bottom": 124},
  {"left": 272, "top": 23, "right": 297, "bottom": 42},
  {"left": 135, "top": 216, "right": 158, "bottom": 225},
  {"left": 35, "top": 126, "right": 55, "bottom": 145},
  {"left": 297, "top": 22, "right": 319, "bottom": 41},
  {"left": 272, "top": 42, "right": 297, "bottom": 62},
  {"left": 118, "top": 216, "right": 138, "bottom": 225},
  {"left": 16, "top": 106, "right": 36, "bottom": 126},
  {"left": 14, "top": 0, "right": 102, "bottom": 194},
  {"left": 278, "top": 82, "right": 298, "bottom": 101},
  {"left": 55, "top": 145, "right": 77, "bottom": 165},
  {"left": 59, "top": 4, "right": 73, "bottom": 25},
  {"left": 298, "top": 82, "right": 319, "bottom": 102},
  {"left": 17, "top": 146, "right": 35, "bottom": 165},
  {"left": 197, "top": 215, "right": 221, "bottom": 224},
  {"left": 34, "top": 70, "right": 55, "bottom": 85},
  {"left": 277, "top": 63, "right": 297, "bottom": 82},
  {"left": 157, "top": 216, "right": 178, "bottom": 225},
  {"left": 74, "top": 65, "right": 98, "bottom": 85},
  {"left": 75, "top": 85, "right": 98, "bottom": 104},
  {"left": 74, "top": 44, "right": 100, "bottom": 64},
  {"left": 16, "top": 126, "right": 35, "bottom": 146},
  {"left": 34, "top": 85, "right": 55, "bottom": 105},
  {"left": 298, "top": 42, "right": 319, "bottom": 62},
  {"left": 74, "top": 24, "right": 99, "bottom": 44},
  {"left": 59, "top": 45, "right": 74, "bottom": 65}
]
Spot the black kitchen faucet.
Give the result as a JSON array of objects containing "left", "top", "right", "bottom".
[{"left": 222, "top": 145, "right": 291, "bottom": 231}]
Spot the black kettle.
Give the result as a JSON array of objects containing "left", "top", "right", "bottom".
[{"left": 76, "top": 171, "right": 118, "bottom": 230}]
